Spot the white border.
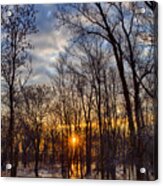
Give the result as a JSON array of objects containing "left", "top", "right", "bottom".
[{"left": 0, "top": 0, "right": 162, "bottom": 186}]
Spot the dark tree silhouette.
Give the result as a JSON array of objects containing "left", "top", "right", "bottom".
[{"left": 1, "top": 5, "right": 38, "bottom": 176}]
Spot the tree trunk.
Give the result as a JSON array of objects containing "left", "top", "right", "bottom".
[
  {"left": 96, "top": 78, "right": 104, "bottom": 179},
  {"left": 86, "top": 122, "right": 91, "bottom": 176},
  {"left": 8, "top": 85, "right": 15, "bottom": 177},
  {"left": 51, "top": 131, "right": 55, "bottom": 164},
  {"left": 12, "top": 144, "right": 19, "bottom": 177},
  {"left": 34, "top": 137, "right": 40, "bottom": 177}
]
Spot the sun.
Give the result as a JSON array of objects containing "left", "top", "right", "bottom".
[
  {"left": 69, "top": 134, "right": 79, "bottom": 147},
  {"left": 72, "top": 136, "right": 77, "bottom": 144}
]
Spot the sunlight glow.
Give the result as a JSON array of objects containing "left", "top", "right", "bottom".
[
  {"left": 72, "top": 137, "right": 77, "bottom": 144},
  {"left": 69, "top": 134, "right": 79, "bottom": 148}
]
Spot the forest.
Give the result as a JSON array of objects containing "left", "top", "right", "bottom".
[{"left": 1, "top": 1, "right": 158, "bottom": 180}]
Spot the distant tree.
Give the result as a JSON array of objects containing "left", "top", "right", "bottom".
[{"left": 21, "top": 85, "right": 51, "bottom": 177}]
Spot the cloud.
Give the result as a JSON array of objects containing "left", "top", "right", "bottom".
[
  {"left": 27, "top": 4, "right": 70, "bottom": 85},
  {"left": 29, "top": 29, "right": 69, "bottom": 82},
  {"left": 28, "top": 74, "right": 50, "bottom": 85}
]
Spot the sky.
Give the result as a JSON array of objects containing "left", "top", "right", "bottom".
[
  {"left": 1, "top": 2, "right": 151, "bottom": 86},
  {"left": 27, "top": 4, "right": 70, "bottom": 85}
]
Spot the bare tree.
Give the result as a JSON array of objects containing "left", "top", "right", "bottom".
[
  {"left": 21, "top": 85, "right": 51, "bottom": 177},
  {"left": 1, "top": 5, "right": 37, "bottom": 176}
]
